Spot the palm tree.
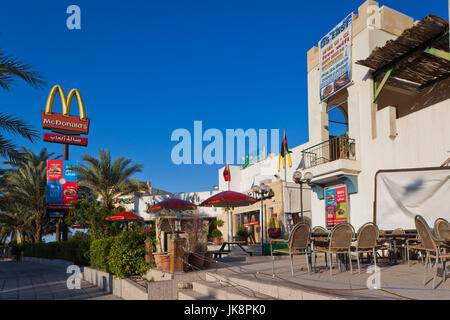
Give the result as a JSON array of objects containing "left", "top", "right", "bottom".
[
  {"left": 0, "top": 203, "right": 34, "bottom": 243},
  {"left": 74, "top": 149, "right": 146, "bottom": 209},
  {"left": 3, "top": 148, "right": 57, "bottom": 242},
  {"left": 0, "top": 49, "right": 45, "bottom": 162}
]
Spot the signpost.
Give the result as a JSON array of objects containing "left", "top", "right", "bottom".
[{"left": 42, "top": 85, "right": 90, "bottom": 241}]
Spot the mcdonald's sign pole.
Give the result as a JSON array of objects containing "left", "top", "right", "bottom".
[{"left": 42, "top": 85, "right": 90, "bottom": 241}]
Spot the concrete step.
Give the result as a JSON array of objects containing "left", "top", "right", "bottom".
[
  {"left": 192, "top": 280, "right": 268, "bottom": 300},
  {"left": 205, "top": 271, "right": 344, "bottom": 300},
  {"left": 178, "top": 289, "right": 214, "bottom": 300}
]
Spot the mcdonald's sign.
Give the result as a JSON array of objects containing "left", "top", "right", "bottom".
[{"left": 41, "top": 85, "right": 90, "bottom": 135}]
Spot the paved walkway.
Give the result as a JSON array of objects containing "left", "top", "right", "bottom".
[
  {"left": 0, "top": 260, "right": 121, "bottom": 300},
  {"left": 209, "top": 254, "right": 450, "bottom": 300}
]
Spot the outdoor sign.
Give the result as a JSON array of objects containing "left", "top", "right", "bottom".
[
  {"left": 43, "top": 132, "right": 88, "bottom": 146},
  {"left": 325, "top": 185, "right": 349, "bottom": 228},
  {"left": 46, "top": 160, "right": 79, "bottom": 214},
  {"left": 42, "top": 85, "right": 90, "bottom": 135},
  {"left": 240, "top": 146, "right": 267, "bottom": 169},
  {"left": 41, "top": 111, "right": 90, "bottom": 135},
  {"left": 319, "top": 13, "right": 353, "bottom": 101}
]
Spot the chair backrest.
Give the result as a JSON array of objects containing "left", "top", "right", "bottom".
[
  {"left": 434, "top": 218, "right": 450, "bottom": 240},
  {"left": 392, "top": 228, "right": 405, "bottom": 235},
  {"left": 312, "top": 226, "right": 327, "bottom": 233},
  {"left": 329, "top": 223, "right": 354, "bottom": 250},
  {"left": 356, "top": 222, "right": 379, "bottom": 249},
  {"left": 288, "top": 223, "right": 310, "bottom": 250},
  {"left": 414, "top": 215, "right": 438, "bottom": 252}
]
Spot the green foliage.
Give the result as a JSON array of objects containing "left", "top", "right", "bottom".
[
  {"left": 65, "top": 199, "right": 125, "bottom": 239},
  {"left": 19, "top": 239, "right": 91, "bottom": 265},
  {"left": 211, "top": 228, "right": 222, "bottom": 238},
  {"left": 107, "top": 230, "right": 150, "bottom": 278},
  {"left": 90, "top": 237, "right": 115, "bottom": 273},
  {"left": 72, "top": 149, "right": 146, "bottom": 209},
  {"left": 236, "top": 225, "right": 250, "bottom": 237},
  {"left": 215, "top": 219, "right": 224, "bottom": 228}
]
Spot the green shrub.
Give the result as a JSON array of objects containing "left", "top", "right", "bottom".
[
  {"left": 19, "top": 240, "right": 91, "bottom": 265},
  {"left": 90, "top": 237, "right": 114, "bottom": 272},
  {"left": 211, "top": 228, "right": 222, "bottom": 238},
  {"left": 236, "top": 225, "right": 249, "bottom": 237},
  {"left": 107, "top": 230, "right": 150, "bottom": 278}
]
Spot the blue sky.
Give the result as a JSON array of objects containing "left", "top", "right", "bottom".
[{"left": 1, "top": 0, "right": 448, "bottom": 193}]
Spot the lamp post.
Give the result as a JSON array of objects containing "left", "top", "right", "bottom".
[
  {"left": 292, "top": 171, "right": 313, "bottom": 223},
  {"left": 251, "top": 183, "right": 272, "bottom": 255}
]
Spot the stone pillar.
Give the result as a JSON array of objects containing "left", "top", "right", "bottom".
[{"left": 169, "top": 238, "right": 186, "bottom": 274}]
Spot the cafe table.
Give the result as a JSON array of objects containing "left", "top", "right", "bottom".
[{"left": 378, "top": 231, "right": 417, "bottom": 265}]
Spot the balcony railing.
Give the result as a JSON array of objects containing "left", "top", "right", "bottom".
[{"left": 301, "top": 136, "right": 356, "bottom": 169}]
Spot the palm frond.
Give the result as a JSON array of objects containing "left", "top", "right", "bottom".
[{"left": 0, "top": 50, "right": 46, "bottom": 90}]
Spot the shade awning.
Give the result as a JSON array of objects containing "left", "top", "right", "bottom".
[{"left": 356, "top": 14, "right": 449, "bottom": 88}]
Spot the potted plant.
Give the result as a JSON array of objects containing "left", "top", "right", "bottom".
[
  {"left": 184, "top": 214, "right": 210, "bottom": 270},
  {"left": 215, "top": 219, "right": 224, "bottom": 228},
  {"left": 236, "top": 225, "right": 249, "bottom": 245},
  {"left": 211, "top": 228, "right": 223, "bottom": 245},
  {"left": 152, "top": 252, "right": 171, "bottom": 271}
]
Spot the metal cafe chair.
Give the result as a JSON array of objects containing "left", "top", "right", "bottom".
[
  {"left": 434, "top": 218, "right": 450, "bottom": 249},
  {"left": 415, "top": 215, "right": 450, "bottom": 289},
  {"left": 271, "top": 223, "right": 312, "bottom": 276},
  {"left": 313, "top": 223, "right": 355, "bottom": 276},
  {"left": 351, "top": 222, "right": 379, "bottom": 274},
  {"left": 311, "top": 226, "right": 328, "bottom": 269}
]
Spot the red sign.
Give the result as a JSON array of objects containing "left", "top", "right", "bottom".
[
  {"left": 43, "top": 133, "right": 88, "bottom": 146},
  {"left": 41, "top": 111, "right": 90, "bottom": 135},
  {"left": 325, "top": 185, "right": 348, "bottom": 227},
  {"left": 47, "top": 160, "right": 63, "bottom": 181},
  {"left": 244, "top": 221, "right": 259, "bottom": 227},
  {"left": 63, "top": 181, "right": 78, "bottom": 204}
]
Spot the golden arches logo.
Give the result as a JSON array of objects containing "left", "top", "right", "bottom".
[{"left": 45, "top": 85, "right": 87, "bottom": 121}]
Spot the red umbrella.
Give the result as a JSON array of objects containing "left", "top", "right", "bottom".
[
  {"left": 200, "top": 191, "right": 257, "bottom": 241},
  {"left": 147, "top": 198, "right": 197, "bottom": 212},
  {"left": 200, "top": 191, "right": 257, "bottom": 208},
  {"left": 105, "top": 211, "right": 144, "bottom": 221},
  {"left": 70, "top": 223, "right": 88, "bottom": 229}
]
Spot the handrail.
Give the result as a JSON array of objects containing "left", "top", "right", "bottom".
[{"left": 301, "top": 136, "right": 356, "bottom": 169}]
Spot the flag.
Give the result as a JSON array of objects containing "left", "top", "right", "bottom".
[
  {"left": 223, "top": 163, "right": 231, "bottom": 182},
  {"left": 278, "top": 130, "right": 292, "bottom": 172}
]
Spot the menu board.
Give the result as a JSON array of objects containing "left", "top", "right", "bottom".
[
  {"left": 319, "top": 13, "right": 353, "bottom": 101},
  {"left": 46, "top": 160, "right": 78, "bottom": 210},
  {"left": 325, "top": 185, "right": 348, "bottom": 228}
]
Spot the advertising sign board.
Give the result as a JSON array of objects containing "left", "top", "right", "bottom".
[
  {"left": 319, "top": 13, "right": 353, "bottom": 101},
  {"left": 325, "top": 185, "right": 349, "bottom": 228},
  {"left": 46, "top": 160, "right": 79, "bottom": 216}
]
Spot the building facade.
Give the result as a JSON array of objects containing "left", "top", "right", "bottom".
[{"left": 300, "top": 0, "right": 449, "bottom": 231}]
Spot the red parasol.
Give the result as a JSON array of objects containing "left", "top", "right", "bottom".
[
  {"left": 147, "top": 198, "right": 197, "bottom": 212},
  {"left": 70, "top": 223, "right": 88, "bottom": 229},
  {"left": 105, "top": 211, "right": 144, "bottom": 222},
  {"left": 200, "top": 191, "right": 257, "bottom": 241},
  {"left": 200, "top": 191, "right": 257, "bottom": 208}
]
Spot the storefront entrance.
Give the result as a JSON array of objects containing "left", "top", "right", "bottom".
[{"left": 239, "top": 210, "right": 260, "bottom": 244}]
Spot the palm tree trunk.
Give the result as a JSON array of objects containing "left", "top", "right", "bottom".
[
  {"left": 56, "top": 218, "right": 61, "bottom": 242},
  {"left": 34, "top": 211, "right": 43, "bottom": 243}
]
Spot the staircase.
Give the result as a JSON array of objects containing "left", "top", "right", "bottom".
[{"left": 177, "top": 270, "right": 344, "bottom": 300}]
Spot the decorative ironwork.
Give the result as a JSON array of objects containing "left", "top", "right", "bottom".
[{"left": 301, "top": 136, "right": 356, "bottom": 169}]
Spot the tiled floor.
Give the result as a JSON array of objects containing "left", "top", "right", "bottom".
[
  {"left": 208, "top": 253, "right": 450, "bottom": 300},
  {"left": 0, "top": 260, "right": 121, "bottom": 300}
]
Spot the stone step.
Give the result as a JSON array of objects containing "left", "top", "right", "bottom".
[
  {"left": 178, "top": 289, "right": 214, "bottom": 300},
  {"left": 192, "top": 280, "right": 267, "bottom": 300},
  {"left": 205, "top": 271, "right": 345, "bottom": 300}
]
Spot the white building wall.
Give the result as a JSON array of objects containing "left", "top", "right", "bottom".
[{"left": 307, "top": 2, "right": 450, "bottom": 231}]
